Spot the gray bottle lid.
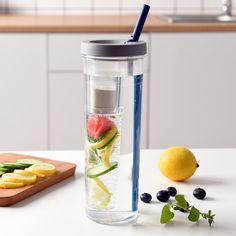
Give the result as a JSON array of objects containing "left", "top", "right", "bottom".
[{"left": 81, "top": 40, "right": 146, "bottom": 58}]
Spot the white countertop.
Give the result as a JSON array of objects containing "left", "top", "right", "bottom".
[{"left": 1, "top": 149, "right": 236, "bottom": 236}]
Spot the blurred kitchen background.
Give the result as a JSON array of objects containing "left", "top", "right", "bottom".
[
  {"left": 0, "top": 0, "right": 236, "bottom": 151},
  {"left": 0, "top": 0, "right": 236, "bottom": 15}
]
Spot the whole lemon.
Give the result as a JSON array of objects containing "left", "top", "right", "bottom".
[{"left": 158, "top": 146, "right": 198, "bottom": 181}]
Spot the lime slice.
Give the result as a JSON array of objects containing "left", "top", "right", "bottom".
[
  {"left": 16, "top": 158, "right": 42, "bottom": 167},
  {"left": 0, "top": 167, "right": 10, "bottom": 172},
  {"left": 89, "top": 178, "right": 112, "bottom": 209},
  {"left": 1, "top": 162, "right": 27, "bottom": 169},
  {"left": 87, "top": 161, "right": 118, "bottom": 178}
]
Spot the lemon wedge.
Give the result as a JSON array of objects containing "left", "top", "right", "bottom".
[
  {"left": 2, "top": 173, "right": 37, "bottom": 185},
  {"left": 89, "top": 178, "right": 112, "bottom": 209},
  {"left": 0, "top": 180, "right": 24, "bottom": 189},
  {"left": 27, "top": 163, "right": 56, "bottom": 177}
]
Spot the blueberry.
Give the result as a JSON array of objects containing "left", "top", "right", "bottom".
[
  {"left": 166, "top": 187, "right": 177, "bottom": 197},
  {"left": 156, "top": 190, "right": 170, "bottom": 202},
  {"left": 193, "top": 188, "right": 206, "bottom": 200},
  {"left": 140, "top": 193, "right": 152, "bottom": 203}
]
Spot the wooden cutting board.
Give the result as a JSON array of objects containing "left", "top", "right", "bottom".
[{"left": 0, "top": 153, "right": 77, "bottom": 207}]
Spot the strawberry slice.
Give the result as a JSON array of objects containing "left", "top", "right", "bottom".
[{"left": 87, "top": 116, "right": 114, "bottom": 140}]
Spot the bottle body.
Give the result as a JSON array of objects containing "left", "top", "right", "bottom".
[
  {"left": 82, "top": 41, "right": 146, "bottom": 224},
  {"left": 85, "top": 73, "right": 143, "bottom": 224}
]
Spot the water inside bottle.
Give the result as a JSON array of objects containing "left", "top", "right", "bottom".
[{"left": 85, "top": 75, "right": 140, "bottom": 224}]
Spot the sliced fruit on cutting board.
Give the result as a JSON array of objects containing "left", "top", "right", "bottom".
[
  {"left": 0, "top": 180, "right": 25, "bottom": 189},
  {"left": 16, "top": 158, "right": 42, "bottom": 167},
  {"left": 2, "top": 172, "right": 37, "bottom": 185},
  {"left": 1, "top": 162, "right": 27, "bottom": 169},
  {"left": 27, "top": 163, "right": 56, "bottom": 177},
  {"left": 14, "top": 169, "right": 37, "bottom": 177},
  {"left": 24, "top": 168, "right": 46, "bottom": 178}
]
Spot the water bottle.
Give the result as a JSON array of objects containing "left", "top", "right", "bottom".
[{"left": 81, "top": 39, "right": 146, "bottom": 224}]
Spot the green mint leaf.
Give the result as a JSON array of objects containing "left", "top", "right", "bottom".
[
  {"left": 88, "top": 149, "right": 101, "bottom": 164},
  {"left": 175, "top": 194, "right": 188, "bottom": 209},
  {"left": 173, "top": 206, "right": 181, "bottom": 210},
  {"left": 208, "top": 217, "right": 214, "bottom": 227},
  {"left": 161, "top": 204, "right": 175, "bottom": 224},
  {"left": 207, "top": 210, "right": 215, "bottom": 226},
  {"left": 188, "top": 206, "right": 200, "bottom": 222}
]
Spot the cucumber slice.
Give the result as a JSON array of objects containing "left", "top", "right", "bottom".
[
  {"left": 97, "top": 132, "right": 118, "bottom": 150},
  {"left": 1, "top": 162, "right": 27, "bottom": 169},
  {"left": 16, "top": 158, "right": 42, "bottom": 167},
  {"left": 0, "top": 167, "right": 10, "bottom": 172},
  {"left": 87, "top": 161, "right": 118, "bottom": 178}
]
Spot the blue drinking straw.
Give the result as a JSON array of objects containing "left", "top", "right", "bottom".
[
  {"left": 128, "top": 4, "right": 150, "bottom": 42},
  {"left": 127, "top": 4, "right": 150, "bottom": 212}
]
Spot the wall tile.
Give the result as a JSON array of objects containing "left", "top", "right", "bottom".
[
  {"left": 177, "top": 0, "right": 202, "bottom": 8},
  {"left": 0, "top": 0, "right": 7, "bottom": 13},
  {"left": 122, "top": 0, "right": 149, "bottom": 9},
  {"left": 151, "top": 8, "right": 175, "bottom": 14},
  {"left": 203, "top": 0, "right": 222, "bottom": 14},
  {"left": 120, "top": 0, "right": 150, "bottom": 14},
  {"left": 204, "top": 0, "right": 236, "bottom": 15},
  {"left": 37, "top": 0, "right": 64, "bottom": 15},
  {"left": 8, "top": 0, "right": 35, "bottom": 9},
  {"left": 65, "top": 0, "right": 92, "bottom": 15},
  {"left": 8, "top": 0, "right": 35, "bottom": 14},
  {"left": 233, "top": 0, "right": 236, "bottom": 14},
  {"left": 94, "top": 0, "right": 120, "bottom": 14},
  {"left": 149, "top": 0, "right": 175, "bottom": 8},
  {"left": 94, "top": 0, "right": 120, "bottom": 9},
  {"left": 149, "top": 0, "right": 175, "bottom": 15},
  {"left": 65, "top": 9, "right": 92, "bottom": 15},
  {"left": 4, "top": 0, "right": 236, "bottom": 16},
  {"left": 204, "top": 0, "right": 221, "bottom": 8},
  {"left": 65, "top": 0, "right": 91, "bottom": 8},
  {"left": 177, "top": 0, "right": 202, "bottom": 14}
]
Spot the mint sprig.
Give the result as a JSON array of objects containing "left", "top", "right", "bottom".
[
  {"left": 160, "top": 204, "right": 175, "bottom": 224},
  {"left": 160, "top": 194, "right": 215, "bottom": 226}
]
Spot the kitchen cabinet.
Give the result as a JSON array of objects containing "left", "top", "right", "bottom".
[
  {"left": 1, "top": 32, "right": 236, "bottom": 150},
  {"left": 149, "top": 33, "right": 236, "bottom": 148},
  {"left": 0, "top": 34, "right": 47, "bottom": 151},
  {"left": 49, "top": 73, "right": 85, "bottom": 150}
]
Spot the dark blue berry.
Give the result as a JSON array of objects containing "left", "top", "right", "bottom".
[
  {"left": 193, "top": 188, "right": 206, "bottom": 200},
  {"left": 166, "top": 187, "right": 177, "bottom": 197},
  {"left": 140, "top": 193, "right": 152, "bottom": 203},
  {"left": 156, "top": 190, "right": 170, "bottom": 202}
]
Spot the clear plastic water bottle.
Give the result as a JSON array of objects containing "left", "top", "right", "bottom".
[{"left": 81, "top": 39, "right": 146, "bottom": 224}]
